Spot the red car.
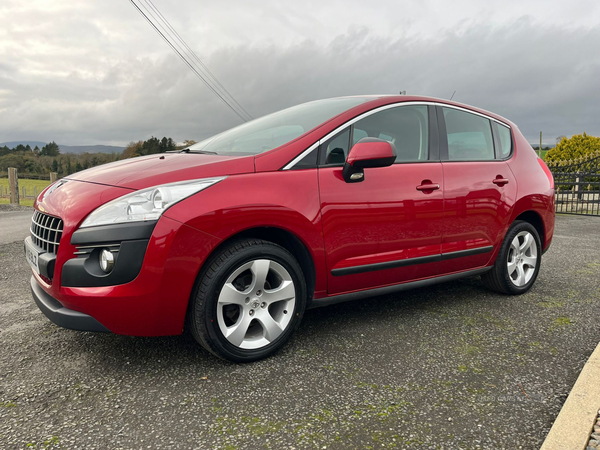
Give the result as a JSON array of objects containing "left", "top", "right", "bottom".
[{"left": 25, "top": 95, "right": 555, "bottom": 362}]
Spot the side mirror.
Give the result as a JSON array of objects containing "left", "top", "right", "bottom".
[{"left": 342, "top": 138, "right": 397, "bottom": 183}]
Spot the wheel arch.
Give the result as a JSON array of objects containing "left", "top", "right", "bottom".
[
  {"left": 513, "top": 210, "right": 546, "bottom": 249},
  {"left": 199, "top": 226, "right": 317, "bottom": 305}
]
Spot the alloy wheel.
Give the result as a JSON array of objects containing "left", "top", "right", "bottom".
[
  {"left": 216, "top": 259, "right": 296, "bottom": 349},
  {"left": 506, "top": 231, "right": 538, "bottom": 287}
]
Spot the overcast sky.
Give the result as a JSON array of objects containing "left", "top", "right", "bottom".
[{"left": 1, "top": 0, "right": 599, "bottom": 146}]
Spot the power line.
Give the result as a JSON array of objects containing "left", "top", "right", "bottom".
[
  {"left": 142, "top": 0, "right": 252, "bottom": 121},
  {"left": 138, "top": 0, "right": 251, "bottom": 121},
  {"left": 130, "top": 0, "right": 249, "bottom": 121},
  {"left": 128, "top": 0, "right": 251, "bottom": 122}
]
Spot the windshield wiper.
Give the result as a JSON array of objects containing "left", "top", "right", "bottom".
[{"left": 177, "top": 148, "right": 218, "bottom": 155}]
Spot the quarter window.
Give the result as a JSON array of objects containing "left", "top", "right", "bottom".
[
  {"left": 495, "top": 123, "right": 512, "bottom": 159},
  {"left": 322, "top": 128, "right": 351, "bottom": 165},
  {"left": 291, "top": 146, "right": 318, "bottom": 169},
  {"left": 442, "top": 108, "right": 494, "bottom": 161}
]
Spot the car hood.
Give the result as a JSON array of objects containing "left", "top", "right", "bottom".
[{"left": 67, "top": 153, "right": 255, "bottom": 190}]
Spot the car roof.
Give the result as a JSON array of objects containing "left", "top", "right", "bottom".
[{"left": 324, "top": 94, "right": 514, "bottom": 128}]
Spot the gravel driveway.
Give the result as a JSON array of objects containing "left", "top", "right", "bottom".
[{"left": 1, "top": 213, "right": 599, "bottom": 450}]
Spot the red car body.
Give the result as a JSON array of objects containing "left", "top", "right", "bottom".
[{"left": 27, "top": 95, "right": 555, "bottom": 337}]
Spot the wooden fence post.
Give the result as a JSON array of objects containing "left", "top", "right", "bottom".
[
  {"left": 34, "top": 186, "right": 38, "bottom": 199},
  {"left": 8, "top": 167, "right": 19, "bottom": 205},
  {"left": 22, "top": 186, "right": 26, "bottom": 199},
  {"left": 50, "top": 172, "right": 58, "bottom": 183}
]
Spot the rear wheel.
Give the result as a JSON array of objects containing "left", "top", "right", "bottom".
[
  {"left": 188, "top": 238, "right": 306, "bottom": 362},
  {"left": 482, "top": 221, "right": 542, "bottom": 295}
]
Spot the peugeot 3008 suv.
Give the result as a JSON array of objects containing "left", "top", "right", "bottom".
[{"left": 25, "top": 96, "right": 555, "bottom": 362}]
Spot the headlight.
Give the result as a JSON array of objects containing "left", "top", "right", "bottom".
[{"left": 80, "top": 177, "right": 226, "bottom": 228}]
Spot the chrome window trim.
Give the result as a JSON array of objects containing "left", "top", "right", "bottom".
[
  {"left": 282, "top": 101, "right": 510, "bottom": 170},
  {"left": 281, "top": 142, "right": 319, "bottom": 171},
  {"left": 437, "top": 103, "right": 509, "bottom": 127}
]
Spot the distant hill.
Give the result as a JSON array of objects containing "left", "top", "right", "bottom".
[
  {"left": 0, "top": 141, "right": 47, "bottom": 149},
  {"left": 0, "top": 141, "right": 124, "bottom": 154},
  {"left": 530, "top": 143, "right": 556, "bottom": 149},
  {"left": 58, "top": 144, "right": 125, "bottom": 154}
]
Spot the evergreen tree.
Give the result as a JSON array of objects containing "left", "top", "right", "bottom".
[
  {"left": 40, "top": 141, "right": 60, "bottom": 157},
  {"left": 159, "top": 137, "right": 176, "bottom": 153},
  {"left": 141, "top": 136, "right": 161, "bottom": 155}
]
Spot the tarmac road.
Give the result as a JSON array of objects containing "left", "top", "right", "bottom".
[
  {"left": 1, "top": 211, "right": 600, "bottom": 449},
  {"left": 0, "top": 208, "right": 32, "bottom": 245}
]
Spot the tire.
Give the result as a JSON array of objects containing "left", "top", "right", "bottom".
[
  {"left": 481, "top": 220, "right": 542, "bottom": 295},
  {"left": 187, "top": 238, "right": 307, "bottom": 362}
]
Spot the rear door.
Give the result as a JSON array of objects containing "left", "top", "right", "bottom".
[
  {"left": 318, "top": 104, "right": 445, "bottom": 295},
  {"left": 437, "top": 106, "right": 517, "bottom": 274}
]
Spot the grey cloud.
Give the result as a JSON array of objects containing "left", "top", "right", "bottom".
[
  {"left": 0, "top": 7, "right": 599, "bottom": 145},
  {"left": 209, "top": 20, "right": 600, "bottom": 142}
]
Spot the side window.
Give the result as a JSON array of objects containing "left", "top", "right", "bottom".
[
  {"left": 495, "top": 123, "right": 512, "bottom": 159},
  {"left": 442, "top": 108, "right": 494, "bottom": 161},
  {"left": 352, "top": 105, "right": 429, "bottom": 162},
  {"left": 352, "top": 128, "right": 368, "bottom": 146},
  {"left": 321, "top": 128, "right": 350, "bottom": 165}
]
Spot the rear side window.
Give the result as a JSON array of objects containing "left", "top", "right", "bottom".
[
  {"left": 495, "top": 123, "right": 512, "bottom": 159},
  {"left": 442, "top": 108, "right": 494, "bottom": 161}
]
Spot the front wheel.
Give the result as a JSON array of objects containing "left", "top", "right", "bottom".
[
  {"left": 187, "top": 238, "right": 307, "bottom": 362},
  {"left": 482, "top": 221, "right": 542, "bottom": 295}
]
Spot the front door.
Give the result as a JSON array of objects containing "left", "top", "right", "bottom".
[{"left": 318, "top": 104, "right": 445, "bottom": 295}]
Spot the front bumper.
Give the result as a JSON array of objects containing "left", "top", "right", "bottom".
[
  {"left": 28, "top": 214, "right": 222, "bottom": 336},
  {"left": 30, "top": 275, "right": 109, "bottom": 332}
]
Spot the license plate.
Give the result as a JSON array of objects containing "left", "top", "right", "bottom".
[{"left": 25, "top": 238, "right": 41, "bottom": 275}]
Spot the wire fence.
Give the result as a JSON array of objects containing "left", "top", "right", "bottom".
[
  {"left": 0, "top": 170, "right": 57, "bottom": 205},
  {"left": 0, "top": 172, "right": 55, "bottom": 180},
  {"left": 0, "top": 184, "right": 42, "bottom": 200}
]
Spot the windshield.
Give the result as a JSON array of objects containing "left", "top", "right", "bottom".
[{"left": 188, "top": 97, "right": 372, "bottom": 156}]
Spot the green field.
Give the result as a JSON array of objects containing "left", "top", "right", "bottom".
[{"left": 0, "top": 178, "right": 51, "bottom": 207}]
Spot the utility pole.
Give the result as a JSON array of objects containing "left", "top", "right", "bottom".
[{"left": 539, "top": 131, "right": 543, "bottom": 157}]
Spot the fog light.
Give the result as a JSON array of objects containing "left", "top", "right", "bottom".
[{"left": 99, "top": 249, "right": 114, "bottom": 273}]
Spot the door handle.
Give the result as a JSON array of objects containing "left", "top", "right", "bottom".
[
  {"left": 416, "top": 183, "right": 440, "bottom": 192},
  {"left": 492, "top": 177, "right": 509, "bottom": 186}
]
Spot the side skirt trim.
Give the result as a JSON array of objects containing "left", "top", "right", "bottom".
[
  {"left": 310, "top": 267, "right": 491, "bottom": 309},
  {"left": 440, "top": 245, "right": 494, "bottom": 261},
  {"left": 331, "top": 246, "right": 493, "bottom": 277}
]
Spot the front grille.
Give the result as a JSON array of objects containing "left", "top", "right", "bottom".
[{"left": 31, "top": 211, "right": 64, "bottom": 254}]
